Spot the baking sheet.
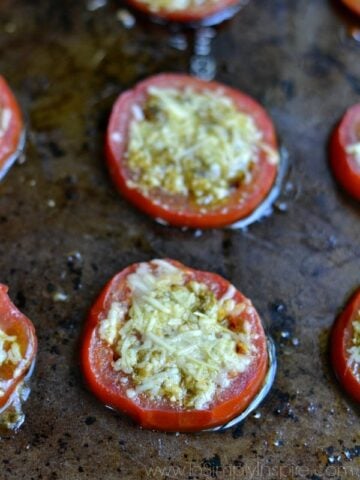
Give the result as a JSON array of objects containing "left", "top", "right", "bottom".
[{"left": 0, "top": 0, "right": 359, "bottom": 478}]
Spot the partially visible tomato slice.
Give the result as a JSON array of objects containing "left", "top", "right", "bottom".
[
  {"left": 106, "top": 73, "right": 279, "bottom": 229},
  {"left": 0, "top": 76, "right": 24, "bottom": 181},
  {"left": 125, "top": 0, "right": 242, "bottom": 24},
  {"left": 331, "top": 288, "right": 360, "bottom": 403},
  {"left": 0, "top": 284, "right": 37, "bottom": 413},
  {"left": 340, "top": 0, "right": 360, "bottom": 16},
  {"left": 330, "top": 103, "right": 360, "bottom": 201},
  {"left": 81, "top": 259, "right": 269, "bottom": 432}
]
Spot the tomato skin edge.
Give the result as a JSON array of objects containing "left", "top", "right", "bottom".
[
  {"left": 330, "top": 105, "right": 360, "bottom": 201},
  {"left": 125, "top": 0, "right": 241, "bottom": 24},
  {"left": 81, "top": 259, "right": 269, "bottom": 432},
  {"left": 0, "top": 76, "right": 24, "bottom": 180},
  {"left": 106, "top": 73, "right": 279, "bottom": 229},
  {"left": 331, "top": 289, "right": 360, "bottom": 403}
]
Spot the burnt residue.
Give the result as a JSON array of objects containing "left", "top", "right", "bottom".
[
  {"left": 272, "top": 389, "right": 299, "bottom": 422},
  {"left": 66, "top": 252, "right": 84, "bottom": 291},
  {"left": 201, "top": 454, "right": 222, "bottom": 477},
  {"left": 0, "top": 0, "right": 359, "bottom": 478},
  {"left": 231, "top": 423, "right": 244, "bottom": 439},
  {"left": 85, "top": 416, "right": 96, "bottom": 426}
]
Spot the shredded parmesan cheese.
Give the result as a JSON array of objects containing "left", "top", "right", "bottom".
[
  {"left": 0, "top": 329, "right": 22, "bottom": 368},
  {"left": 346, "top": 143, "right": 360, "bottom": 168},
  {"left": 348, "top": 312, "right": 360, "bottom": 368},
  {"left": 126, "top": 87, "right": 278, "bottom": 207},
  {"left": 99, "top": 260, "right": 256, "bottom": 409}
]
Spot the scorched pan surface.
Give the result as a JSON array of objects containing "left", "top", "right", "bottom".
[{"left": 0, "top": 0, "right": 359, "bottom": 479}]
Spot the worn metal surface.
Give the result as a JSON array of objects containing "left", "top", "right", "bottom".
[{"left": 0, "top": 0, "right": 359, "bottom": 478}]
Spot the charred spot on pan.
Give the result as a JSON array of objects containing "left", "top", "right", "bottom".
[
  {"left": 47, "top": 140, "right": 65, "bottom": 158},
  {"left": 132, "top": 235, "right": 154, "bottom": 253},
  {"left": 201, "top": 454, "right": 222, "bottom": 476},
  {"left": 67, "top": 252, "right": 83, "bottom": 274},
  {"left": 66, "top": 252, "right": 83, "bottom": 291},
  {"left": 221, "top": 235, "right": 232, "bottom": 255},
  {"left": 344, "top": 73, "right": 360, "bottom": 96},
  {"left": 47, "top": 283, "right": 56, "bottom": 293},
  {"left": 15, "top": 290, "right": 27, "bottom": 309},
  {"left": 85, "top": 416, "right": 96, "bottom": 426},
  {"left": 279, "top": 79, "right": 295, "bottom": 101},
  {"left": 302, "top": 48, "right": 342, "bottom": 78},
  {"left": 231, "top": 422, "right": 244, "bottom": 439},
  {"left": 49, "top": 345, "right": 60, "bottom": 355},
  {"left": 272, "top": 389, "right": 298, "bottom": 421}
]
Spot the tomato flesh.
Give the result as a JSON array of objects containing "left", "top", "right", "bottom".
[
  {"left": 331, "top": 288, "right": 360, "bottom": 403},
  {"left": 106, "top": 73, "right": 278, "bottom": 229},
  {"left": 125, "top": 0, "right": 242, "bottom": 24},
  {"left": 81, "top": 259, "right": 269, "bottom": 432},
  {"left": 330, "top": 103, "right": 360, "bottom": 201},
  {"left": 0, "top": 76, "right": 24, "bottom": 181},
  {"left": 0, "top": 284, "right": 37, "bottom": 412}
]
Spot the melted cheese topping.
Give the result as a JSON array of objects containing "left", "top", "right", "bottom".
[
  {"left": 126, "top": 87, "right": 278, "bottom": 207},
  {"left": 99, "top": 260, "right": 255, "bottom": 409},
  {"left": 346, "top": 143, "right": 360, "bottom": 168},
  {"left": 348, "top": 312, "right": 360, "bottom": 369},
  {"left": 0, "top": 329, "right": 22, "bottom": 375},
  {"left": 135, "top": 0, "right": 216, "bottom": 12}
]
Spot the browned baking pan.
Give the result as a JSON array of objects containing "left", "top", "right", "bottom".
[{"left": 0, "top": 0, "right": 359, "bottom": 478}]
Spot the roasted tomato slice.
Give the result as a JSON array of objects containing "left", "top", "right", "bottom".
[
  {"left": 81, "top": 259, "right": 269, "bottom": 432},
  {"left": 0, "top": 284, "right": 37, "bottom": 415},
  {"left": 0, "top": 76, "right": 24, "bottom": 181},
  {"left": 340, "top": 0, "right": 360, "bottom": 16},
  {"left": 125, "top": 0, "right": 242, "bottom": 24},
  {"left": 330, "top": 103, "right": 360, "bottom": 201},
  {"left": 331, "top": 288, "right": 360, "bottom": 403},
  {"left": 106, "top": 73, "right": 279, "bottom": 229}
]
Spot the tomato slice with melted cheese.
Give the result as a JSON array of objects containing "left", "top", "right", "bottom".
[
  {"left": 81, "top": 259, "right": 269, "bottom": 432},
  {"left": 106, "top": 73, "right": 279, "bottom": 229},
  {"left": 0, "top": 284, "right": 37, "bottom": 415}
]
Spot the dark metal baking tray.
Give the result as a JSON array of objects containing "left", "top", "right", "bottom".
[{"left": 0, "top": 0, "right": 359, "bottom": 478}]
